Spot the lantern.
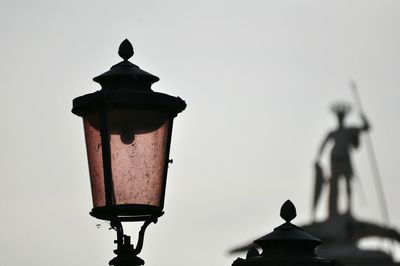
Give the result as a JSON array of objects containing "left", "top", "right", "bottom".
[
  {"left": 72, "top": 39, "right": 186, "bottom": 266},
  {"left": 231, "top": 200, "right": 344, "bottom": 266}
]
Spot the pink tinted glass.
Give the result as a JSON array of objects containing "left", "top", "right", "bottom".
[
  {"left": 83, "top": 114, "right": 106, "bottom": 207},
  {"left": 107, "top": 109, "right": 170, "bottom": 207}
]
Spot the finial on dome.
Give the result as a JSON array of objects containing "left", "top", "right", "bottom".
[
  {"left": 118, "top": 39, "right": 134, "bottom": 61},
  {"left": 280, "top": 200, "right": 297, "bottom": 223}
]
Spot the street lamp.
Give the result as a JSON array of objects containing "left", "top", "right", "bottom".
[{"left": 72, "top": 39, "right": 186, "bottom": 266}]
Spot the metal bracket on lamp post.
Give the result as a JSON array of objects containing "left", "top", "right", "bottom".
[{"left": 109, "top": 213, "right": 164, "bottom": 266}]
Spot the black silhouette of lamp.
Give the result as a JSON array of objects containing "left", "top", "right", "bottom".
[
  {"left": 232, "top": 200, "right": 343, "bottom": 266},
  {"left": 72, "top": 39, "right": 186, "bottom": 266}
]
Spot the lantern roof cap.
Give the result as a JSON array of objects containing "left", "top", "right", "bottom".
[
  {"left": 254, "top": 200, "right": 321, "bottom": 244},
  {"left": 93, "top": 39, "right": 160, "bottom": 86},
  {"left": 231, "top": 200, "right": 343, "bottom": 266},
  {"left": 72, "top": 39, "right": 186, "bottom": 117}
]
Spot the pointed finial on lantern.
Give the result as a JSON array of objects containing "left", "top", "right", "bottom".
[
  {"left": 280, "top": 200, "right": 297, "bottom": 223},
  {"left": 118, "top": 39, "right": 134, "bottom": 61}
]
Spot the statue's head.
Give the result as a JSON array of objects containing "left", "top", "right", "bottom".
[{"left": 331, "top": 102, "right": 351, "bottom": 125}]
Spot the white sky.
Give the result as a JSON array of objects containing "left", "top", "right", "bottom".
[{"left": 0, "top": 1, "right": 400, "bottom": 265}]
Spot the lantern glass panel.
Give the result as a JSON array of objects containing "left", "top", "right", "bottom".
[
  {"left": 83, "top": 113, "right": 106, "bottom": 207},
  {"left": 82, "top": 109, "right": 171, "bottom": 213},
  {"left": 107, "top": 109, "right": 170, "bottom": 207}
]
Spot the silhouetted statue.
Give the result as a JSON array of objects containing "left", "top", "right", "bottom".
[
  {"left": 230, "top": 100, "right": 400, "bottom": 265},
  {"left": 315, "top": 103, "right": 370, "bottom": 217}
]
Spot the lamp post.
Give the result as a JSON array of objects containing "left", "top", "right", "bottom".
[{"left": 72, "top": 39, "right": 186, "bottom": 266}]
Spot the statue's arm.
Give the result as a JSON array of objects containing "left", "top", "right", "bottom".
[{"left": 360, "top": 113, "right": 370, "bottom": 132}]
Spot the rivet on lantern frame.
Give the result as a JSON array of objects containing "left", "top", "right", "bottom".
[{"left": 72, "top": 39, "right": 186, "bottom": 266}]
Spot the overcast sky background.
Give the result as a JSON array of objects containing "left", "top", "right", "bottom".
[{"left": 0, "top": 1, "right": 400, "bottom": 266}]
